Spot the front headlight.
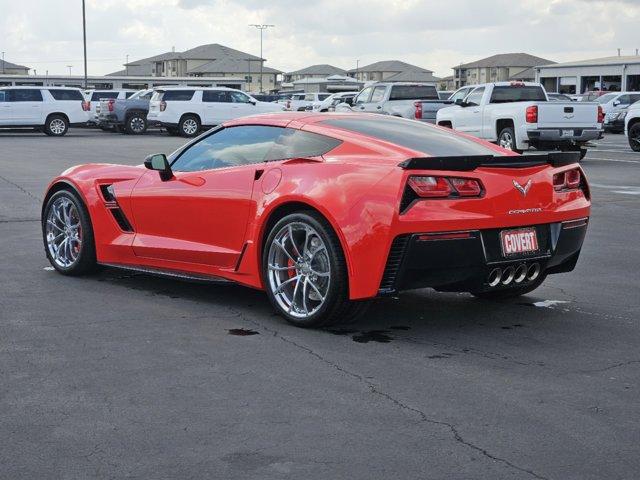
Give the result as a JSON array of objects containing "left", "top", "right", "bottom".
[{"left": 619, "top": 111, "right": 627, "bottom": 120}]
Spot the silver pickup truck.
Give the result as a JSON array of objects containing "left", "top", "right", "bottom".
[
  {"left": 96, "top": 89, "right": 154, "bottom": 134},
  {"left": 335, "top": 82, "right": 440, "bottom": 118}
]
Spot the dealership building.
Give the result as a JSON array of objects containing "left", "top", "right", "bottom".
[{"left": 535, "top": 55, "right": 640, "bottom": 94}]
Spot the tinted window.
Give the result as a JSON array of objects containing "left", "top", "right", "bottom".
[
  {"left": 203, "top": 90, "right": 230, "bottom": 103},
  {"left": 91, "top": 91, "right": 118, "bottom": 101},
  {"left": 318, "top": 94, "right": 331, "bottom": 101},
  {"left": 321, "top": 117, "right": 503, "bottom": 156},
  {"left": 465, "top": 87, "right": 485, "bottom": 106},
  {"left": 370, "top": 86, "right": 387, "bottom": 103},
  {"left": 264, "top": 129, "right": 341, "bottom": 161},
  {"left": 0, "top": 91, "right": 7, "bottom": 102},
  {"left": 48, "top": 89, "right": 84, "bottom": 101},
  {"left": 389, "top": 85, "right": 438, "bottom": 101},
  {"left": 162, "top": 90, "right": 195, "bottom": 101},
  {"left": 125, "top": 91, "right": 136, "bottom": 98},
  {"left": 489, "top": 86, "right": 546, "bottom": 103},
  {"left": 171, "top": 126, "right": 284, "bottom": 172},
  {"left": 8, "top": 89, "right": 43, "bottom": 102}
]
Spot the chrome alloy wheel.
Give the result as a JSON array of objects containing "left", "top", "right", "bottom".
[
  {"left": 49, "top": 118, "right": 66, "bottom": 135},
  {"left": 182, "top": 119, "right": 198, "bottom": 136},
  {"left": 45, "top": 197, "right": 83, "bottom": 268},
  {"left": 499, "top": 131, "right": 514, "bottom": 150},
  {"left": 130, "top": 116, "right": 145, "bottom": 133},
  {"left": 267, "top": 222, "right": 330, "bottom": 319}
]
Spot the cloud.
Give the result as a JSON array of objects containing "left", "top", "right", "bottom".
[{"left": 1, "top": 0, "right": 639, "bottom": 77}]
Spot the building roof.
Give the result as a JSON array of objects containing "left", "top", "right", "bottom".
[
  {"left": 508, "top": 67, "right": 537, "bottom": 80},
  {"left": 457, "top": 53, "right": 555, "bottom": 69},
  {"left": 348, "top": 60, "right": 433, "bottom": 74},
  {"left": 287, "top": 64, "right": 346, "bottom": 76},
  {"left": 385, "top": 70, "right": 440, "bottom": 83},
  {"left": 188, "top": 58, "right": 281, "bottom": 74},
  {"left": 292, "top": 75, "right": 361, "bottom": 85},
  {"left": 537, "top": 55, "right": 640, "bottom": 68},
  {"left": 0, "top": 59, "right": 30, "bottom": 71},
  {"left": 180, "top": 43, "right": 263, "bottom": 61}
]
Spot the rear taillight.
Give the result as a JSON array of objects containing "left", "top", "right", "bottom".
[
  {"left": 597, "top": 105, "right": 604, "bottom": 123},
  {"left": 553, "top": 168, "right": 583, "bottom": 192},
  {"left": 414, "top": 101, "right": 423, "bottom": 120},
  {"left": 82, "top": 100, "right": 90, "bottom": 111},
  {"left": 407, "top": 176, "right": 483, "bottom": 199},
  {"left": 107, "top": 99, "right": 115, "bottom": 112},
  {"left": 160, "top": 100, "right": 167, "bottom": 112},
  {"left": 525, "top": 105, "right": 538, "bottom": 123}
]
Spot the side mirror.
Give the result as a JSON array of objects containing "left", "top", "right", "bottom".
[
  {"left": 454, "top": 98, "right": 467, "bottom": 107},
  {"left": 344, "top": 97, "right": 354, "bottom": 106},
  {"left": 613, "top": 100, "right": 620, "bottom": 106},
  {"left": 144, "top": 153, "right": 173, "bottom": 181}
]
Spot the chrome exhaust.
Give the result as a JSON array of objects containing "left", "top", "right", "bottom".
[
  {"left": 501, "top": 266, "right": 515, "bottom": 285},
  {"left": 514, "top": 264, "right": 528, "bottom": 283},
  {"left": 487, "top": 268, "right": 502, "bottom": 287},
  {"left": 527, "top": 263, "right": 541, "bottom": 281}
]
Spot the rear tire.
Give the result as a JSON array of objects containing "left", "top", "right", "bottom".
[
  {"left": 179, "top": 114, "right": 200, "bottom": 137},
  {"left": 44, "top": 114, "right": 69, "bottom": 137},
  {"left": 629, "top": 124, "right": 640, "bottom": 152},
  {"left": 471, "top": 274, "right": 547, "bottom": 300},
  {"left": 497, "top": 127, "right": 522, "bottom": 153},
  {"left": 124, "top": 113, "right": 147, "bottom": 135},
  {"left": 262, "top": 211, "right": 365, "bottom": 328}
]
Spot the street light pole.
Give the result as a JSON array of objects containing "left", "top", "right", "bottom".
[
  {"left": 67, "top": 65, "right": 73, "bottom": 77},
  {"left": 82, "top": 0, "right": 88, "bottom": 89},
  {"left": 249, "top": 24, "right": 274, "bottom": 93},
  {"left": 1, "top": 52, "right": 5, "bottom": 74}
]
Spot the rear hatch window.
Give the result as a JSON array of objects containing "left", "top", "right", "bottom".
[
  {"left": 91, "top": 91, "right": 119, "bottom": 101},
  {"left": 389, "top": 85, "right": 438, "bottom": 101},
  {"left": 322, "top": 117, "right": 503, "bottom": 156}
]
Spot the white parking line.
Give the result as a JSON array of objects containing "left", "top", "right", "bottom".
[
  {"left": 584, "top": 157, "right": 640, "bottom": 164},
  {"left": 590, "top": 148, "right": 638, "bottom": 154}
]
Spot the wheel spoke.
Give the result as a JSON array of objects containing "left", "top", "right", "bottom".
[
  {"left": 310, "top": 269, "right": 330, "bottom": 277},
  {"left": 274, "top": 239, "right": 296, "bottom": 263},
  {"left": 273, "top": 274, "right": 300, "bottom": 294},
  {"left": 47, "top": 220, "right": 64, "bottom": 233},
  {"left": 307, "top": 278, "right": 325, "bottom": 302},
  {"left": 289, "top": 276, "right": 302, "bottom": 312},
  {"left": 268, "top": 263, "right": 296, "bottom": 271},
  {"left": 288, "top": 225, "right": 302, "bottom": 258},
  {"left": 302, "top": 277, "right": 309, "bottom": 314}
]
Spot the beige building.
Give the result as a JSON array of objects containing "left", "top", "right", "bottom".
[
  {"left": 110, "top": 44, "right": 282, "bottom": 93},
  {"left": 0, "top": 59, "right": 30, "bottom": 75},
  {"left": 453, "top": 53, "right": 555, "bottom": 88},
  {"left": 283, "top": 64, "right": 347, "bottom": 83}
]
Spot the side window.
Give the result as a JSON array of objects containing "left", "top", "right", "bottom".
[
  {"left": 617, "top": 95, "right": 630, "bottom": 105},
  {"left": 464, "top": 87, "right": 485, "bottom": 106},
  {"left": 354, "top": 87, "right": 373, "bottom": 105},
  {"left": 48, "top": 89, "right": 83, "bottom": 101},
  {"left": 142, "top": 92, "right": 154, "bottom": 100},
  {"left": 370, "top": 86, "right": 387, "bottom": 103},
  {"left": 162, "top": 90, "right": 195, "bottom": 101},
  {"left": 8, "top": 89, "right": 43, "bottom": 102},
  {"left": 264, "top": 129, "right": 342, "bottom": 161},
  {"left": 203, "top": 90, "right": 230, "bottom": 103},
  {"left": 230, "top": 91, "right": 251, "bottom": 103},
  {"left": 449, "top": 87, "right": 470, "bottom": 102},
  {"left": 0, "top": 91, "right": 5, "bottom": 102},
  {"left": 171, "top": 126, "right": 285, "bottom": 172}
]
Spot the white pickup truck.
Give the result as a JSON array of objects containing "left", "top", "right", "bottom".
[
  {"left": 335, "top": 82, "right": 439, "bottom": 118},
  {"left": 436, "top": 82, "right": 603, "bottom": 158}
]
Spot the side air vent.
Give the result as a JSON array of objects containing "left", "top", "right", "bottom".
[
  {"left": 99, "top": 184, "right": 134, "bottom": 232},
  {"left": 110, "top": 208, "right": 134, "bottom": 232},
  {"left": 379, "top": 235, "right": 410, "bottom": 294},
  {"left": 99, "top": 184, "right": 116, "bottom": 203}
]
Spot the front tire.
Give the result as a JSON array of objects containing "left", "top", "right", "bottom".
[
  {"left": 42, "top": 190, "right": 97, "bottom": 275},
  {"left": 179, "top": 114, "right": 200, "bottom": 137},
  {"left": 629, "top": 124, "right": 640, "bottom": 152},
  {"left": 124, "top": 113, "right": 147, "bottom": 135},
  {"left": 497, "top": 126, "right": 522, "bottom": 153},
  {"left": 44, "top": 114, "right": 69, "bottom": 137},
  {"left": 262, "top": 212, "right": 367, "bottom": 328}
]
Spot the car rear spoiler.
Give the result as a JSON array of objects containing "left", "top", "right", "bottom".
[{"left": 398, "top": 151, "right": 581, "bottom": 171}]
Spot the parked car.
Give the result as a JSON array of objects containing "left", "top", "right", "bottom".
[
  {"left": 548, "top": 93, "right": 574, "bottom": 102},
  {"left": 84, "top": 90, "right": 136, "bottom": 125},
  {"left": 0, "top": 86, "right": 90, "bottom": 136},
  {"left": 279, "top": 93, "right": 332, "bottom": 111},
  {"left": 147, "top": 87, "right": 285, "bottom": 137},
  {"left": 41, "top": 112, "right": 590, "bottom": 327},
  {"left": 436, "top": 82, "right": 603, "bottom": 158},
  {"left": 603, "top": 107, "right": 629, "bottom": 134},
  {"left": 335, "top": 82, "right": 439, "bottom": 118},
  {"left": 97, "top": 89, "right": 154, "bottom": 135},
  {"left": 595, "top": 92, "right": 640, "bottom": 114},
  {"left": 311, "top": 92, "right": 358, "bottom": 112},
  {"left": 412, "top": 86, "right": 474, "bottom": 124},
  {"left": 624, "top": 101, "right": 640, "bottom": 151},
  {"left": 438, "top": 91, "right": 454, "bottom": 100}
]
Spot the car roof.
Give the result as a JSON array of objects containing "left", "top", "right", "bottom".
[{"left": 156, "top": 86, "right": 238, "bottom": 91}]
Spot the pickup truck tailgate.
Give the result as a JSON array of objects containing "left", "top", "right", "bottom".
[{"left": 537, "top": 102, "right": 599, "bottom": 128}]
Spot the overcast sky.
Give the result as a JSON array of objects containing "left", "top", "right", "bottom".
[{"left": 1, "top": 0, "right": 639, "bottom": 78}]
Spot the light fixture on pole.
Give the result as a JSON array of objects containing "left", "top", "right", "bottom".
[
  {"left": 249, "top": 24, "right": 274, "bottom": 93},
  {"left": 82, "top": 0, "right": 88, "bottom": 89}
]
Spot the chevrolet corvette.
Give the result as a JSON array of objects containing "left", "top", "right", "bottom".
[{"left": 42, "top": 113, "right": 590, "bottom": 327}]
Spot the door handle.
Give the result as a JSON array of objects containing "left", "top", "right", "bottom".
[
  {"left": 376, "top": 106, "right": 382, "bottom": 109},
  {"left": 473, "top": 110, "right": 480, "bottom": 113},
  {"left": 359, "top": 106, "right": 365, "bottom": 110}
]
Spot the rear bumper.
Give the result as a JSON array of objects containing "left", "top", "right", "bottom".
[
  {"left": 526, "top": 128, "right": 601, "bottom": 144},
  {"left": 378, "top": 219, "right": 588, "bottom": 295},
  {"left": 96, "top": 114, "right": 121, "bottom": 126}
]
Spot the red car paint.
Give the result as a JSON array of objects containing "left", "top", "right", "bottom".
[{"left": 44, "top": 113, "right": 590, "bottom": 299}]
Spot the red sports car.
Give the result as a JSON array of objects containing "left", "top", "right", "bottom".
[{"left": 42, "top": 113, "right": 590, "bottom": 327}]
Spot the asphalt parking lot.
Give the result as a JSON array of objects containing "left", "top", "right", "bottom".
[{"left": 1, "top": 129, "right": 639, "bottom": 480}]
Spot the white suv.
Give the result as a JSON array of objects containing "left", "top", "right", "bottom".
[
  {"left": 84, "top": 89, "right": 136, "bottom": 125},
  {"left": 0, "top": 87, "right": 90, "bottom": 136},
  {"left": 147, "top": 87, "right": 285, "bottom": 137}
]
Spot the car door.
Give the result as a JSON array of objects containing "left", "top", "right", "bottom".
[
  {"left": 9, "top": 89, "right": 43, "bottom": 125},
  {"left": 0, "top": 90, "right": 12, "bottom": 125},
  {"left": 351, "top": 87, "right": 374, "bottom": 112},
  {"left": 361, "top": 85, "right": 387, "bottom": 113},
  {"left": 129, "top": 125, "right": 285, "bottom": 269},
  {"left": 229, "top": 91, "right": 255, "bottom": 117},
  {"left": 456, "top": 86, "right": 485, "bottom": 135},
  {"left": 203, "top": 90, "right": 233, "bottom": 125}
]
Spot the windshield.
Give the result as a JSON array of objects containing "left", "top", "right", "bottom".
[{"left": 596, "top": 93, "right": 618, "bottom": 104}]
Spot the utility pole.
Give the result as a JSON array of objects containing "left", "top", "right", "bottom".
[
  {"left": 126, "top": 54, "right": 129, "bottom": 75},
  {"left": 82, "top": 0, "right": 88, "bottom": 88},
  {"left": 356, "top": 59, "right": 360, "bottom": 80},
  {"left": 67, "top": 65, "right": 73, "bottom": 76},
  {"left": 1, "top": 52, "right": 4, "bottom": 74},
  {"left": 249, "top": 24, "right": 274, "bottom": 93}
]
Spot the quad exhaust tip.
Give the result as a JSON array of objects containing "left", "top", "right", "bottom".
[
  {"left": 501, "top": 266, "right": 515, "bottom": 285},
  {"left": 527, "top": 263, "right": 541, "bottom": 282},
  {"left": 486, "top": 262, "right": 541, "bottom": 287}
]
